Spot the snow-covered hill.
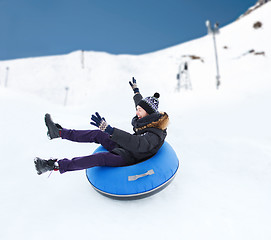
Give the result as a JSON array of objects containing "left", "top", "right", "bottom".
[{"left": 0, "top": 2, "right": 271, "bottom": 240}]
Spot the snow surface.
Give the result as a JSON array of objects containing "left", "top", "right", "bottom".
[{"left": 1, "top": 2, "right": 271, "bottom": 240}]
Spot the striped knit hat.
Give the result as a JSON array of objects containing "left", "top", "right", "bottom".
[{"left": 138, "top": 93, "right": 160, "bottom": 114}]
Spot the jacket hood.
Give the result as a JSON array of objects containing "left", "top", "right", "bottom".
[{"left": 132, "top": 112, "right": 169, "bottom": 132}]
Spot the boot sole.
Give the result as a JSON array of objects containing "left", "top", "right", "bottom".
[
  {"left": 34, "top": 158, "right": 43, "bottom": 175},
  {"left": 45, "top": 114, "right": 59, "bottom": 139}
]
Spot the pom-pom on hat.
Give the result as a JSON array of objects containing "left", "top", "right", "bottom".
[{"left": 138, "top": 93, "right": 160, "bottom": 115}]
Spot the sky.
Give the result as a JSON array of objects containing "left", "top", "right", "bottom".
[{"left": 0, "top": 0, "right": 257, "bottom": 60}]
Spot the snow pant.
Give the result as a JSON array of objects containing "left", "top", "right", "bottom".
[{"left": 57, "top": 129, "right": 128, "bottom": 174}]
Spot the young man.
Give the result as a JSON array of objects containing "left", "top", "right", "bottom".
[{"left": 34, "top": 78, "right": 169, "bottom": 175}]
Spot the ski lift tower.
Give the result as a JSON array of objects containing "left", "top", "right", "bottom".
[
  {"left": 206, "top": 20, "right": 221, "bottom": 89},
  {"left": 176, "top": 61, "right": 192, "bottom": 91}
]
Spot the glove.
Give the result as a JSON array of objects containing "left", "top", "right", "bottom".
[
  {"left": 90, "top": 112, "right": 114, "bottom": 135},
  {"left": 129, "top": 77, "right": 139, "bottom": 94}
]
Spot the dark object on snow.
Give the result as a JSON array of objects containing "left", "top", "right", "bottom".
[
  {"left": 253, "top": 21, "right": 263, "bottom": 29},
  {"left": 254, "top": 51, "right": 265, "bottom": 56},
  {"left": 45, "top": 113, "right": 62, "bottom": 139},
  {"left": 257, "top": 0, "right": 270, "bottom": 5},
  {"left": 34, "top": 157, "right": 57, "bottom": 175}
]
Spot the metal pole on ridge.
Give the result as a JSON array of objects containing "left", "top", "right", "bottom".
[
  {"left": 5, "top": 67, "right": 10, "bottom": 88},
  {"left": 64, "top": 87, "right": 69, "bottom": 106},
  {"left": 206, "top": 20, "right": 221, "bottom": 89}
]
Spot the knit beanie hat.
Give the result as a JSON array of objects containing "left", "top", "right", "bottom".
[{"left": 138, "top": 93, "right": 160, "bottom": 115}]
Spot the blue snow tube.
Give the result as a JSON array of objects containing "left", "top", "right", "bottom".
[{"left": 86, "top": 141, "right": 179, "bottom": 200}]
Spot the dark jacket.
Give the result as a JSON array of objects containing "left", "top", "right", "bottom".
[{"left": 110, "top": 93, "right": 169, "bottom": 164}]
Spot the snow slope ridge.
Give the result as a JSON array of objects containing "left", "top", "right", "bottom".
[
  {"left": 238, "top": 0, "right": 271, "bottom": 19},
  {"left": 0, "top": 2, "right": 270, "bottom": 106}
]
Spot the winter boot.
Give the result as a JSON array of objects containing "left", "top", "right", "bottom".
[
  {"left": 34, "top": 157, "right": 59, "bottom": 175},
  {"left": 45, "top": 113, "right": 62, "bottom": 139}
]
